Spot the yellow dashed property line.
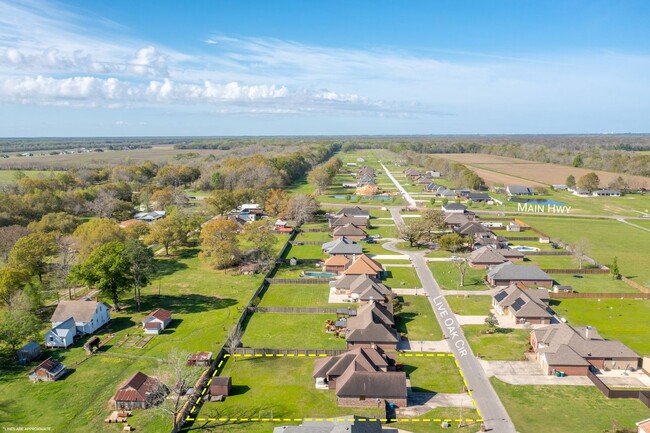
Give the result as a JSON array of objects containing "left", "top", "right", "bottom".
[{"left": 186, "top": 417, "right": 486, "bottom": 423}]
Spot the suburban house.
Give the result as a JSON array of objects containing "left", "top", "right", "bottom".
[
  {"left": 487, "top": 262, "right": 554, "bottom": 287},
  {"left": 45, "top": 317, "right": 77, "bottom": 348},
  {"left": 473, "top": 232, "right": 509, "bottom": 249},
  {"left": 441, "top": 203, "right": 467, "bottom": 214},
  {"left": 531, "top": 323, "right": 641, "bottom": 376},
  {"left": 322, "top": 238, "right": 363, "bottom": 258},
  {"left": 142, "top": 308, "right": 173, "bottom": 334},
  {"left": 332, "top": 224, "right": 367, "bottom": 241},
  {"left": 437, "top": 189, "right": 459, "bottom": 199},
  {"left": 495, "top": 248, "right": 525, "bottom": 262},
  {"left": 465, "top": 192, "right": 492, "bottom": 202},
  {"left": 273, "top": 416, "right": 381, "bottom": 433},
  {"left": 345, "top": 301, "right": 398, "bottom": 350},
  {"left": 468, "top": 246, "right": 508, "bottom": 268},
  {"left": 444, "top": 213, "right": 472, "bottom": 228},
  {"left": 333, "top": 207, "right": 370, "bottom": 220},
  {"left": 323, "top": 255, "right": 351, "bottom": 274},
  {"left": 592, "top": 189, "right": 622, "bottom": 197},
  {"left": 492, "top": 283, "right": 552, "bottom": 324},
  {"left": 17, "top": 341, "right": 41, "bottom": 364},
  {"left": 28, "top": 358, "right": 67, "bottom": 382},
  {"left": 637, "top": 419, "right": 650, "bottom": 433},
  {"left": 134, "top": 210, "right": 166, "bottom": 222},
  {"left": 329, "top": 215, "right": 369, "bottom": 230},
  {"left": 343, "top": 254, "right": 384, "bottom": 278},
  {"left": 331, "top": 274, "right": 393, "bottom": 303},
  {"left": 113, "top": 371, "right": 164, "bottom": 410},
  {"left": 313, "top": 347, "right": 407, "bottom": 408},
  {"left": 506, "top": 186, "right": 535, "bottom": 196},
  {"left": 50, "top": 299, "right": 111, "bottom": 336},
  {"left": 456, "top": 221, "right": 491, "bottom": 236}
]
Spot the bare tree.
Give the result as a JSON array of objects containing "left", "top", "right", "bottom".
[
  {"left": 451, "top": 254, "right": 469, "bottom": 287},
  {"left": 87, "top": 189, "right": 119, "bottom": 218},
  {"left": 226, "top": 324, "right": 243, "bottom": 360},
  {"left": 398, "top": 219, "right": 428, "bottom": 247},
  {"left": 154, "top": 349, "right": 201, "bottom": 433},
  {"left": 571, "top": 238, "right": 590, "bottom": 269},
  {"left": 54, "top": 236, "right": 78, "bottom": 300},
  {"left": 285, "top": 194, "right": 319, "bottom": 225},
  {"left": 0, "top": 225, "right": 30, "bottom": 263}
]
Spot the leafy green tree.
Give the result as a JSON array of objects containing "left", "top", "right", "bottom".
[
  {"left": 0, "top": 268, "right": 31, "bottom": 308},
  {"left": 200, "top": 219, "right": 241, "bottom": 269},
  {"left": 572, "top": 154, "right": 584, "bottom": 167},
  {"left": 610, "top": 256, "right": 620, "bottom": 279},
  {"left": 438, "top": 233, "right": 467, "bottom": 253},
  {"left": 484, "top": 312, "right": 499, "bottom": 334},
  {"left": 9, "top": 232, "right": 58, "bottom": 282},
  {"left": 398, "top": 219, "right": 428, "bottom": 247},
  {"left": 73, "top": 218, "right": 126, "bottom": 259},
  {"left": 27, "top": 212, "right": 83, "bottom": 234},
  {"left": 206, "top": 189, "right": 236, "bottom": 216},
  {"left": 566, "top": 174, "right": 576, "bottom": 189},
  {"left": 0, "top": 304, "right": 41, "bottom": 351},
  {"left": 69, "top": 241, "right": 134, "bottom": 310},
  {"left": 0, "top": 225, "right": 30, "bottom": 263},
  {"left": 240, "top": 220, "right": 277, "bottom": 265},
  {"left": 307, "top": 165, "right": 333, "bottom": 195},
  {"left": 145, "top": 214, "right": 188, "bottom": 256},
  {"left": 123, "top": 239, "right": 155, "bottom": 312},
  {"left": 264, "top": 189, "right": 289, "bottom": 217},
  {"left": 577, "top": 172, "right": 600, "bottom": 192}
]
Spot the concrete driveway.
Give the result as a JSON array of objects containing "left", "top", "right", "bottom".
[{"left": 480, "top": 360, "right": 593, "bottom": 385}]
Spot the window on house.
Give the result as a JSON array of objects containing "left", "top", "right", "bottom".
[{"left": 359, "top": 395, "right": 365, "bottom": 401}]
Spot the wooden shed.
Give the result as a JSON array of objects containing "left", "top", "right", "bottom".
[
  {"left": 186, "top": 351, "right": 213, "bottom": 367},
  {"left": 209, "top": 377, "right": 232, "bottom": 398}
]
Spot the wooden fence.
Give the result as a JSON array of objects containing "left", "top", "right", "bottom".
[
  {"left": 524, "top": 251, "right": 572, "bottom": 256},
  {"left": 620, "top": 276, "right": 650, "bottom": 294},
  {"left": 542, "top": 268, "right": 609, "bottom": 274},
  {"left": 265, "top": 278, "right": 331, "bottom": 284},
  {"left": 587, "top": 369, "right": 650, "bottom": 408},
  {"left": 232, "top": 348, "right": 347, "bottom": 356},
  {"left": 504, "top": 236, "right": 540, "bottom": 241},
  {"left": 550, "top": 292, "right": 650, "bottom": 300},
  {"left": 299, "top": 228, "right": 330, "bottom": 233},
  {"left": 290, "top": 240, "right": 325, "bottom": 246},
  {"left": 251, "top": 307, "right": 355, "bottom": 314}
]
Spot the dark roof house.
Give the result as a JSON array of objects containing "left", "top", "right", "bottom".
[
  {"left": 492, "top": 283, "right": 552, "bottom": 324},
  {"left": 487, "top": 262, "right": 554, "bottom": 287},
  {"left": 113, "top": 372, "right": 164, "bottom": 410}
]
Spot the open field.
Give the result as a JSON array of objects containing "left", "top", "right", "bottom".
[
  {"left": 258, "top": 284, "right": 346, "bottom": 309},
  {"left": 429, "top": 262, "right": 488, "bottom": 291},
  {"left": 0, "top": 169, "right": 61, "bottom": 183},
  {"left": 396, "top": 295, "right": 443, "bottom": 340},
  {"left": 548, "top": 272, "right": 635, "bottom": 294},
  {"left": 446, "top": 295, "right": 493, "bottom": 316},
  {"left": 491, "top": 378, "right": 650, "bottom": 433},
  {"left": 551, "top": 298, "right": 650, "bottom": 356},
  {"left": 433, "top": 153, "right": 650, "bottom": 187},
  {"left": 0, "top": 247, "right": 268, "bottom": 433},
  {"left": 462, "top": 326, "right": 530, "bottom": 360},
  {"left": 240, "top": 313, "right": 347, "bottom": 350},
  {"left": 392, "top": 409, "right": 482, "bottom": 432},
  {"left": 518, "top": 216, "right": 650, "bottom": 285}
]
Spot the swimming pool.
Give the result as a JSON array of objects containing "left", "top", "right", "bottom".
[
  {"left": 511, "top": 245, "right": 540, "bottom": 252},
  {"left": 304, "top": 271, "right": 338, "bottom": 278}
]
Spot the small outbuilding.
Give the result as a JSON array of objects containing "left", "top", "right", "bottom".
[
  {"left": 142, "top": 308, "right": 172, "bottom": 335},
  {"left": 186, "top": 351, "right": 213, "bottom": 367},
  {"left": 28, "top": 358, "right": 67, "bottom": 382},
  {"left": 17, "top": 341, "right": 41, "bottom": 364},
  {"left": 209, "top": 376, "right": 232, "bottom": 399}
]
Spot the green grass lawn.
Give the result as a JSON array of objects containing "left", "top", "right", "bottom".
[
  {"left": 0, "top": 169, "right": 60, "bottom": 183},
  {"left": 521, "top": 254, "right": 577, "bottom": 268},
  {"left": 549, "top": 272, "right": 636, "bottom": 293},
  {"left": 366, "top": 225, "right": 397, "bottom": 239},
  {"left": 193, "top": 356, "right": 383, "bottom": 433},
  {"left": 425, "top": 250, "right": 454, "bottom": 258},
  {"left": 462, "top": 325, "right": 530, "bottom": 360},
  {"left": 429, "top": 262, "right": 488, "bottom": 291},
  {"left": 383, "top": 267, "right": 421, "bottom": 288},
  {"left": 362, "top": 241, "right": 393, "bottom": 255},
  {"left": 0, "top": 247, "right": 267, "bottom": 433},
  {"left": 300, "top": 221, "right": 330, "bottom": 231},
  {"left": 282, "top": 243, "right": 325, "bottom": 260},
  {"left": 398, "top": 354, "right": 465, "bottom": 393},
  {"left": 393, "top": 241, "right": 430, "bottom": 252},
  {"left": 446, "top": 295, "right": 492, "bottom": 316},
  {"left": 258, "top": 284, "right": 346, "bottom": 309},
  {"left": 370, "top": 209, "right": 393, "bottom": 218},
  {"left": 518, "top": 216, "right": 650, "bottom": 285},
  {"left": 491, "top": 378, "right": 650, "bottom": 433},
  {"left": 241, "top": 313, "right": 346, "bottom": 350},
  {"left": 295, "top": 231, "right": 332, "bottom": 242},
  {"left": 395, "top": 296, "right": 443, "bottom": 340},
  {"left": 551, "top": 298, "right": 650, "bottom": 355}
]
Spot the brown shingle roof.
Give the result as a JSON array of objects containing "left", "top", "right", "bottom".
[
  {"left": 343, "top": 255, "right": 383, "bottom": 276},
  {"left": 114, "top": 372, "right": 159, "bottom": 402},
  {"left": 333, "top": 223, "right": 367, "bottom": 237},
  {"left": 147, "top": 308, "right": 172, "bottom": 322},
  {"left": 325, "top": 255, "right": 351, "bottom": 266}
]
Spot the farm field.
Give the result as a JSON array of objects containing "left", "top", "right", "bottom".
[
  {"left": 551, "top": 298, "right": 650, "bottom": 356},
  {"left": 0, "top": 169, "right": 61, "bottom": 182},
  {"left": 240, "top": 313, "right": 347, "bottom": 350},
  {"left": 462, "top": 326, "right": 530, "bottom": 360},
  {"left": 491, "top": 378, "right": 650, "bottom": 433},
  {"left": 395, "top": 295, "right": 443, "bottom": 341},
  {"left": 433, "top": 153, "right": 650, "bottom": 188},
  {"left": 446, "top": 295, "right": 493, "bottom": 316},
  {"left": 518, "top": 216, "right": 650, "bottom": 285}
]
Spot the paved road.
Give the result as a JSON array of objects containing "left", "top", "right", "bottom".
[
  {"left": 381, "top": 165, "right": 516, "bottom": 432},
  {"left": 379, "top": 162, "right": 417, "bottom": 208}
]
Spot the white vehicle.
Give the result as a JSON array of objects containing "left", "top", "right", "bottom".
[{"left": 642, "top": 214, "right": 650, "bottom": 219}]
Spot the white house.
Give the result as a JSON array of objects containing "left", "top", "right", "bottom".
[
  {"left": 134, "top": 210, "right": 166, "bottom": 222},
  {"left": 50, "top": 300, "right": 111, "bottom": 336},
  {"left": 142, "top": 308, "right": 173, "bottom": 335},
  {"left": 592, "top": 189, "right": 621, "bottom": 197},
  {"left": 45, "top": 317, "right": 76, "bottom": 348}
]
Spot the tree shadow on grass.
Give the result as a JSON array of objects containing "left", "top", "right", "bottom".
[
  {"left": 395, "top": 312, "right": 416, "bottom": 334},
  {"left": 153, "top": 257, "right": 189, "bottom": 278},
  {"left": 229, "top": 385, "right": 250, "bottom": 396},
  {"left": 123, "top": 294, "right": 238, "bottom": 315}
]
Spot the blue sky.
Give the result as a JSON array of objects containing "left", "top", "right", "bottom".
[{"left": 1, "top": 0, "right": 649, "bottom": 136}]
